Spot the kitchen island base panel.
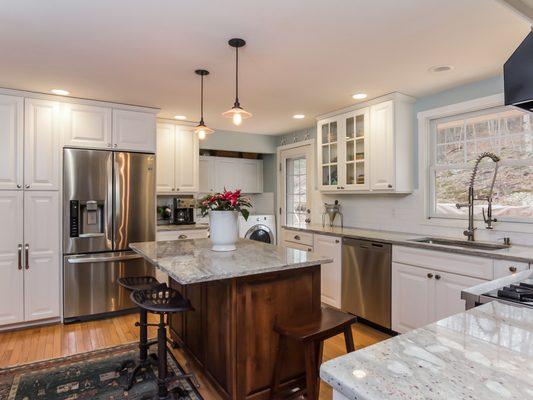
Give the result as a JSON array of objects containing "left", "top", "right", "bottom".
[{"left": 169, "top": 265, "right": 322, "bottom": 400}]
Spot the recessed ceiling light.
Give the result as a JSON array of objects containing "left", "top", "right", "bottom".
[
  {"left": 352, "top": 93, "right": 367, "bottom": 100},
  {"left": 174, "top": 115, "right": 187, "bottom": 120},
  {"left": 50, "top": 89, "right": 70, "bottom": 96},
  {"left": 428, "top": 65, "right": 453, "bottom": 73},
  {"left": 293, "top": 114, "right": 305, "bottom": 119}
]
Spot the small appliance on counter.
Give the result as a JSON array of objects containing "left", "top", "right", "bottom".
[
  {"left": 322, "top": 200, "right": 343, "bottom": 227},
  {"left": 173, "top": 197, "right": 196, "bottom": 225}
]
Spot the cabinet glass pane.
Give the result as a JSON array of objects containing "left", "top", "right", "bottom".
[
  {"left": 330, "top": 143, "right": 337, "bottom": 163},
  {"left": 330, "top": 165, "right": 338, "bottom": 185},
  {"left": 356, "top": 163, "right": 365, "bottom": 184},
  {"left": 346, "top": 163, "right": 355, "bottom": 185},
  {"left": 346, "top": 140, "right": 354, "bottom": 161},
  {"left": 346, "top": 117, "right": 354, "bottom": 139},
  {"left": 322, "top": 166, "right": 330, "bottom": 185},
  {"left": 322, "top": 145, "right": 329, "bottom": 164},
  {"left": 356, "top": 114, "right": 365, "bottom": 137},
  {"left": 321, "top": 124, "right": 329, "bottom": 144},
  {"left": 356, "top": 140, "right": 365, "bottom": 160},
  {"left": 329, "top": 122, "right": 337, "bottom": 143}
]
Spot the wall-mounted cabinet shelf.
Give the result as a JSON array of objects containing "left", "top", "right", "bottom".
[{"left": 316, "top": 93, "right": 414, "bottom": 194}]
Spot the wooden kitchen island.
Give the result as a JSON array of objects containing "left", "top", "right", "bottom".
[{"left": 130, "top": 238, "right": 332, "bottom": 400}]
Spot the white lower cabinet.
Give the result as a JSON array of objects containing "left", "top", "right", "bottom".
[
  {"left": 392, "top": 261, "right": 485, "bottom": 333},
  {"left": 0, "top": 191, "right": 60, "bottom": 327},
  {"left": 313, "top": 234, "right": 342, "bottom": 308}
]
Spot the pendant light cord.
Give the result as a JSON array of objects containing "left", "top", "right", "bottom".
[
  {"left": 235, "top": 47, "right": 240, "bottom": 107},
  {"left": 200, "top": 74, "right": 204, "bottom": 124}
]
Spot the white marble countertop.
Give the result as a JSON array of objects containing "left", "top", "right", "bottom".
[
  {"left": 283, "top": 224, "right": 533, "bottom": 263},
  {"left": 320, "top": 301, "right": 533, "bottom": 400},
  {"left": 130, "top": 238, "right": 332, "bottom": 285}
]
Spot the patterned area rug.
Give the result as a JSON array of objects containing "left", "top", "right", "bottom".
[{"left": 0, "top": 342, "right": 203, "bottom": 400}]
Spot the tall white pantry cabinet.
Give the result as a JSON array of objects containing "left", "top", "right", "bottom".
[{"left": 0, "top": 91, "right": 158, "bottom": 328}]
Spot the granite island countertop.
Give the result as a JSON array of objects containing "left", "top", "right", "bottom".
[
  {"left": 283, "top": 224, "right": 533, "bottom": 263},
  {"left": 320, "top": 301, "right": 533, "bottom": 400},
  {"left": 130, "top": 238, "right": 332, "bottom": 285},
  {"left": 157, "top": 223, "right": 209, "bottom": 232}
]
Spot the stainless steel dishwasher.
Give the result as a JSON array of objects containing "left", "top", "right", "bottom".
[{"left": 341, "top": 238, "right": 391, "bottom": 329}]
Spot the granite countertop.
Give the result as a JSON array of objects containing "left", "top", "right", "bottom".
[
  {"left": 130, "top": 239, "right": 332, "bottom": 284},
  {"left": 283, "top": 224, "right": 533, "bottom": 263},
  {"left": 320, "top": 301, "right": 533, "bottom": 400},
  {"left": 157, "top": 223, "right": 209, "bottom": 232}
]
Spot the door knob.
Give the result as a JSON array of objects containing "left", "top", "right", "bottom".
[
  {"left": 25, "top": 184, "right": 30, "bottom": 189},
  {"left": 435, "top": 274, "right": 441, "bottom": 280},
  {"left": 509, "top": 266, "right": 517, "bottom": 273},
  {"left": 17, "top": 184, "right": 22, "bottom": 189},
  {"left": 427, "top": 273, "right": 433, "bottom": 279}
]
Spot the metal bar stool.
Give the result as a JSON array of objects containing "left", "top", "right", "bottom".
[
  {"left": 131, "top": 285, "right": 199, "bottom": 399},
  {"left": 117, "top": 276, "right": 162, "bottom": 389}
]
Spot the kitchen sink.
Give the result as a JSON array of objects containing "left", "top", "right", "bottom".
[{"left": 409, "top": 237, "right": 510, "bottom": 251}]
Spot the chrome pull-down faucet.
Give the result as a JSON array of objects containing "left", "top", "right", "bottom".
[{"left": 456, "top": 152, "right": 500, "bottom": 241}]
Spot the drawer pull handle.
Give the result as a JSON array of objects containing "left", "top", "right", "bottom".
[
  {"left": 178, "top": 234, "right": 188, "bottom": 239},
  {"left": 509, "top": 266, "right": 517, "bottom": 273},
  {"left": 294, "top": 235, "right": 301, "bottom": 241},
  {"left": 435, "top": 274, "right": 441, "bottom": 280},
  {"left": 427, "top": 273, "right": 433, "bottom": 279}
]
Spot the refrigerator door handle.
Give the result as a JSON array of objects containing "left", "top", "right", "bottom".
[{"left": 66, "top": 253, "right": 143, "bottom": 264}]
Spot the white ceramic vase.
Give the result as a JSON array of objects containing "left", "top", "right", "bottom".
[{"left": 209, "top": 210, "right": 239, "bottom": 251}]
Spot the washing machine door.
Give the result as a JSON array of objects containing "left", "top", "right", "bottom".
[{"left": 245, "top": 224, "right": 274, "bottom": 244}]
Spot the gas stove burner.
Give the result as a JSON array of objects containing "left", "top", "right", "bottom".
[{"left": 497, "top": 284, "right": 533, "bottom": 302}]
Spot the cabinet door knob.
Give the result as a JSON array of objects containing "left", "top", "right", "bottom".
[
  {"left": 307, "top": 248, "right": 312, "bottom": 252},
  {"left": 25, "top": 184, "right": 30, "bottom": 189},
  {"left": 294, "top": 235, "right": 301, "bottom": 241},
  {"left": 435, "top": 274, "right": 441, "bottom": 280},
  {"left": 107, "top": 143, "right": 112, "bottom": 148},
  {"left": 388, "top": 184, "right": 393, "bottom": 188},
  {"left": 178, "top": 234, "right": 187, "bottom": 239},
  {"left": 24, "top": 244, "right": 29, "bottom": 270},
  {"left": 427, "top": 273, "right": 433, "bottom": 279},
  {"left": 335, "top": 239, "right": 340, "bottom": 244},
  {"left": 509, "top": 266, "right": 517, "bottom": 273},
  {"left": 113, "top": 143, "right": 118, "bottom": 148},
  {"left": 17, "top": 244, "right": 22, "bottom": 270}
]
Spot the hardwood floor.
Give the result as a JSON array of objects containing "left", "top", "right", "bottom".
[{"left": 0, "top": 314, "right": 389, "bottom": 399}]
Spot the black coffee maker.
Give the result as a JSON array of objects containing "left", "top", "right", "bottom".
[{"left": 173, "top": 198, "right": 195, "bottom": 225}]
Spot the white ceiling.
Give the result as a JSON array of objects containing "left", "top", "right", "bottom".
[{"left": 0, "top": 0, "right": 529, "bottom": 135}]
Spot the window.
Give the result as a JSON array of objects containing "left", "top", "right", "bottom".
[
  {"left": 429, "top": 106, "right": 533, "bottom": 222},
  {"left": 285, "top": 157, "right": 307, "bottom": 226}
]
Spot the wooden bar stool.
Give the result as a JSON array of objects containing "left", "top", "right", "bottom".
[{"left": 271, "top": 307, "right": 357, "bottom": 400}]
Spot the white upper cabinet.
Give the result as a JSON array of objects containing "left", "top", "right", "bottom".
[
  {"left": 23, "top": 191, "right": 60, "bottom": 321},
  {"left": 370, "top": 101, "right": 394, "bottom": 190},
  {"left": 240, "top": 159, "right": 263, "bottom": 194},
  {"left": 175, "top": 125, "right": 199, "bottom": 192},
  {"left": 0, "top": 191, "right": 24, "bottom": 325},
  {"left": 199, "top": 156, "right": 215, "bottom": 193},
  {"left": 316, "top": 93, "right": 414, "bottom": 193},
  {"left": 155, "top": 122, "right": 199, "bottom": 194},
  {"left": 61, "top": 103, "right": 112, "bottom": 149},
  {"left": 113, "top": 109, "right": 156, "bottom": 152},
  {"left": 24, "top": 98, "right": 60, "bottom": 191},
  {"left": 202, "top": 156, "right": 263, "bottom": 194},
  {"left": 0, "top": 95, "right": 23, "bottom": 190},
  {"left": 215, "top": 158, "right": 240, "bottom": 192}
]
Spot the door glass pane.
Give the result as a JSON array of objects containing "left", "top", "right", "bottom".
[
  {"left": 346, "top": 163, "right": 355, "bottom": 184},
  {"left": 346, "top": 117, "right": 354, "bottom": 139},
  {"left": 356, "top": 162, "right": 365, "bottom": 184},
  {"left": 322, "top": 145, "right": 329, "bottom": 164},
  {"left": 322, "top": 166, "right": 330, "bottom": 186},
  {"left": 346, "top": 140, "right": 354, "bottom": 161},
  {"left": 356, "top": 114, "right": 365, "bottom": 137},
  {"left": 356, "top": 140, "right": 365, "bottom": 160},
  {"left": 286, "top": 157, "right": 308, "bottom": 225},
  {"left": 330, "top": 143, "right": 338, "bottom": 163},
  {"left": 330, "top": 165, "right": 338, "bottom": 186},
  {"left": 322, "top": 124, "right": 329, "bottom": 144},
  {"left": 329, "top": 122, "right": 337, "bottom": 143}
]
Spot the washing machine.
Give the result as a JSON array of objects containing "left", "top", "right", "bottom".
[{"left": 239, "top": 214, "right": 276, "bottom": 245}]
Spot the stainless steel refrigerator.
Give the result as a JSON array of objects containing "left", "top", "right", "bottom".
[{"left": 63, "top": 148, "right": 155, "bottom": 322}]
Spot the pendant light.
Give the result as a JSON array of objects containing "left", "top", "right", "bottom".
[
  {"left": 222, "top": 38, "right": 252, "bottom": 126},
  {"left": 194, "top": 69, "right": 214, "bottom": 140}
]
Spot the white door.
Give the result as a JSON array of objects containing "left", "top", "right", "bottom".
[
  {"left": 0, "top": 191, "right": 24, "bottom": 325},
  {"left": 24, "top": 98, "right": 60, "bottom": 191},
  {"left": 0, "top": 95, "right": 23, "bottom": 190},
  {"left": 240, "top": 159, "right": 263, "bottom": 194},
  {"left": 313, "top": 234, "right": 342, "bottom": 308},
  {"left": 112, "top": 109, "right": 156, "bottom": 152},
  {"left": 199, "top": 156, "right": 215, "bottom": 193},
  {"left": 433, "top": 272, "right": 485, "bottom": 323},
  {"left": 156, "top": 123, "right": 175, "bottom": 193},
  {"left": 175, "top": 125, "right": 199, "bottom": 192},
  {"left": 370, "top": 101, "right": 395, "bottom": 191},
  {"left": 62, "top": 103, "right": 112, "bottom": 149},
  {"left": 215, "top": 158, "right": 239, "bottom": 192},
  {"left": 391, "top": 262, "right": 433, "bottom": 333},
  {"left": 23, "top": 191, "right": 60, "bottom": 321},
  {"left": 279, "top": 142, "right": 314, "bottom": 228}
]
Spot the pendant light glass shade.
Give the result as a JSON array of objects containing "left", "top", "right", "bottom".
[
  {"left": 223, "top": 38, "right": 251, "bottom": 126},
  {"left": 194, "top": 69, "right": 214, "bottom": 140}
]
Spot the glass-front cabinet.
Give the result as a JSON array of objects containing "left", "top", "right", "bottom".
[
  {"left": 317, "top": 108, "right": 369, "bottom": 191},
  {"left": 318, "top": 118, "right": 339, "bottom": 190},
  {"left": 343, "top": 108, "right": 369, "bottom": 190}
]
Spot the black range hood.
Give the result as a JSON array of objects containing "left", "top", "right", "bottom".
[{"left": 504, "top": 30, "right": 533, "bottom": 112}]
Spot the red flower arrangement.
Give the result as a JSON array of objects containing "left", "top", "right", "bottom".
[{"left": 198, "top": 189, "right": 252, "bottom": 220}]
